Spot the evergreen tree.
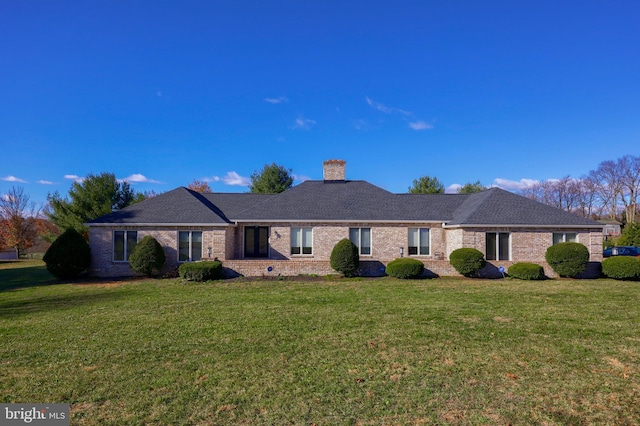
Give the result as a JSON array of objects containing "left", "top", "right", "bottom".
[
  {"left": 47, "top": 172, "right": 138, "bottom": 237},
  {"left": 458, "top": 180, "right": 487, "bottom": 194},
  {"left": 43, "top": 228, "right": 91, "bottom": 279},
  {"left": 408, "top": 175, "right": 444, "bottom": 194},
  {"left": 129, "top": 236, "right": 166, "bottom": 277},
  {"left": 618, "top": 223, "right": 640, "bottom": 246},
  {"left": 249, "top": 163, "right": 294, "bottom": 194}
]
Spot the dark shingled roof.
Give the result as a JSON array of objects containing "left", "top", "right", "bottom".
[
  {"left": 87, "top": 187, "right": 233, "bottom": 225},
  {"left": 449, "top": 188, "right": 601, "bottom": 227},
  {"left": 88, "top": 182, "right": 602, "bottom": 228}
]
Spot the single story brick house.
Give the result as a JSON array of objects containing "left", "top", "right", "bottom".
[{"left": 88, "top": 160, "right": 604, "bottom": 278}]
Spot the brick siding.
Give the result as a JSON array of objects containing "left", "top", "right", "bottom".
[{"left": 90, "top": 223, "right": 603, "bottom": 278}]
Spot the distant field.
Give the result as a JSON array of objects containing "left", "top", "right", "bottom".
[{"left": 1, "top": 261, "right": 638, "bottom": 424}]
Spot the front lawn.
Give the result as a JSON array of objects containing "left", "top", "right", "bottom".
[{"left": 1, "top": 261, "right": 638, "bottom": 424}]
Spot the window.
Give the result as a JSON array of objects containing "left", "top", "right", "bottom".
[
  {"left": 408, "top": 228, "right": 430, "bottom": 255},
  {"left": 349, "top": 228, "right": 371, "bottom": 255},
  {"left": 291, "top": 227, "right": 313, "bottom": 255},
  {"left": 486, "top": 232, "right": 510, "bottom": 261},
  {"left": 179, "top": 231, "right": 202, "bottom": 262},
  {"left": 553, "top": 232, "right": 577, "bottom": 244},
  {"left": 113, "top": 231, "right": 137, "bottom": 262}
]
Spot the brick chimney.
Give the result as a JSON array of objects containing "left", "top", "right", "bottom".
[{"left": 323, "top": 159, "right": 346, "bottom": 181}]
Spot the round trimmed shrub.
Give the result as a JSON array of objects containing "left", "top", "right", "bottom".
[
  {"left": 330, "top": 238, "right": 359, "bottom": 277},
  {"left": 601, "top": 256, "right": 640, "bottom": 280},
  {"left": 179, "top": 261, "right": 223, "bottom": 281},
  {"left": 129, "top": 236, "right": 166, "bottom": 277},
  {"left": 449, "top": 248, "right": 486, "bottom": 277},
  {"left": 43, "top": 228, "right": 91, "bottom": 279},
  {"left": 545, "top": 242, "right": 589, "bottom": 278},
  {"left": 507, "top": 262, "right": 545, "bottom": 280},
  {"left": 386, "top": 258, "right": 425, "bottom": 279}
]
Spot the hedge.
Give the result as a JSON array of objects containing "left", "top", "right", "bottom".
[
  {"left": 179, "top": 261, "right": 223, "bottom": 282},
  {"left": 330, "top": 238, "right": 360, "bottom": 277},
  {"left": 129, "top": 236, "right": 166, "bottom": 277},
  {"left": 507, "top": 262, "right": 545, "bottom": 280},
  {"left": 385, "top": 258, "right": 425, "bottom": 279},
  {"left": 601, "top": 256, "right": 640, "bottom": 280},
  {"left": 545, "top": 242, "right": 589, "bottom": 278},
  {"left": 449, "top": 248, "right": 486, "bottom": 277}
]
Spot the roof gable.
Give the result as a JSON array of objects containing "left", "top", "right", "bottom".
[
  {"left": 231, "top": 180, "right": 401, "bottom": 221},
  {"left": 88, "top": 187, "right": 232, "bottom": 225},
  {"left": 449, "top": 187, "right": 601, "bottom": 227}
]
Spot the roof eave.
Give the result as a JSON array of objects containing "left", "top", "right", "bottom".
[
  {"left": 443, "top": 223, "right": 604, "bottom": 229},
  {"left": 87, "top": 222, "right": 234, "bottom": 227},
  {"left": 230, "top": 219, "right": 445, "bottom": 224}
]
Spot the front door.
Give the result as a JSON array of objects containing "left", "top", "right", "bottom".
[{"left": 244, "top": 226, "right": 269, "bottom": 258}]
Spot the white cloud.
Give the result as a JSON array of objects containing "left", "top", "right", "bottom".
[
  {"left": 446, "top": 184, "right": 462, "bottom": 194},
  {"left": 493, "top": 178, "right": 539, "bottom": 191},
  {"left": 64, "top": 174, "right": 84, "bottom": 183},
  {"left": 202, "top": 176, "right": 222, "bottom": 183},
  {"left": 222, "top": 171, "right": 250, "bottom": 186},
  {"left": 408, "top": 120, "right": 433, "bottom": 131},
  {"left": 1, "top": 175, "right": 27, "bottom": 183},
  {"left": 121, "top": 174, "right": 162, "bottom": 184},
  {"left": 264, "top": 96, "right": 289, "bottom": 104},
  {"left": 291, "top": 116, "right": 317, "bottom": 130},
  {"left": 352, "top": 119, "right": 369, "bottom": 130},
  {"left": 37, "top": 180, "right": 54, "bottom": 185},
  {"left": 293, "top": 174, "right": 311, "bottom": 182},
  {"left": 366, "top": 97, "right": 411, "bottom": 116}
]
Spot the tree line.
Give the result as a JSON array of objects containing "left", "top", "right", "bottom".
[
  {"left": 520, "top": 154, "right": 639, "bottom": 224},
  {"left": 408, "top": 154, "right": 640, "bottom": 224}
]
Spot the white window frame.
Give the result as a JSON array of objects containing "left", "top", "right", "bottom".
[
  {"left": 349, "top": 227, "right": 371, "bottom": 256},
  {"left": 553, "top": 232, "right": 577, "bottom": 244},
  {"left": 408, "top": 228, "right": 430, "bottom": 256},
  {"left": 113, "top": 230, "right": 137, "bottom": 262},
  {"left": 291, "top": 227, "right": 313, "bottom": 255},
  {"left": 178, "top": 231, "right": 203, "bottom": 262},
  {"left": 486, "top": 232, "right": 511, "bottom": 261}
]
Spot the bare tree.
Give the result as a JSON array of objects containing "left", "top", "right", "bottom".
[
  {"left": 187, "top": 179, "right": 212, "bottom": 193},
  {"left": 576, "top": 177, "right": 603, "bottom": 219},
  {"left": 520, "top": 182, "right": 545, "bottom": 204},
  {"left": 588, "top": 160, "right": 623, "bottom": 220},
  {"left": 521, "top": 177, "right": 598, "bottom": 218},
  {"left": 521, "top": 154, "right": 639, "bottom": 222},
  {"left": 618, "top": 155, "right": 640, "bottom": 223},
  {"left": 0, "top": 186, "right": 41, "bottom": 257}
]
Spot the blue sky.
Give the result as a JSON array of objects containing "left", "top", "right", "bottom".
[{"left": 2, "top": 1, "right": 639, "bottom": 206}]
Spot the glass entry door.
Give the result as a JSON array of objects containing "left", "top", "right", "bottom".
[{"left": 244, "top": 226, "right": 269, "bottom": 258}]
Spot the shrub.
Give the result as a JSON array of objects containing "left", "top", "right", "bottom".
[
  {"left": 601, "top": 256, "right": 640, "bottom": 280},
  {"left": 179, "top": 261, "right": 223, "bottom": 281},
  {"left": 545, "top": 242, "right": 589, "bottom": 278},
  {"left": 43, "top": 228, "right": 91, "bottom": 279},
  {"left": 385, "top": 258, "right": 425, "bottom": 279},
  {"left": 330, "top": 238, "right": 359, "bottom": 277},
  {"left": 449, "top": 248, "right": 486, "bottom": 277},
  {"left": 129, "top": 236, "right": 166, "bottom": 277},
  {"left": 618, "top": 223, "right": 640, "bottom": 246},
  {"left": 507, "top": 262, "right": 545, "bottom": 280}
]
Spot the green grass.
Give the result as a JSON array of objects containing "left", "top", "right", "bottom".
[{"left": 1, "top": 261, "right": 639, "bottom": 425}]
